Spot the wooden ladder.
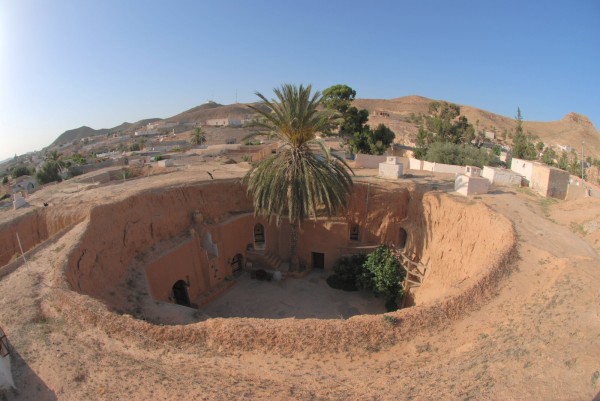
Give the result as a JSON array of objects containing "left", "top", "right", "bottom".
[{"left": 391, "top": 247, "right": 428, "bottom": 308}]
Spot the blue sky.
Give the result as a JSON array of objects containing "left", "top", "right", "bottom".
[{"left": 1, "top": 0, "right": 599, "bottom": 160}]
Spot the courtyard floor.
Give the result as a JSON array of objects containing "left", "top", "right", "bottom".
[{"left": 200, "top": 270, "right": 387, "bottom": 319}]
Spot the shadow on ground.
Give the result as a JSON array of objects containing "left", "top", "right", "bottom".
[{"left": 2, "top": 348, "right": 56, "bottom": 401}]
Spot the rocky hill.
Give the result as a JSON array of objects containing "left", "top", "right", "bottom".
[
  {"left": 355, "top": 96, "right": 600, "bottom": 157},
  {"left": 49, "top": 96, "right": 600, "bottom": 158},
  {"left": 165, "top": 101, "right": 266, "bottom": 123},
  {"left": 51, "top": 118, "right": 162, "bottom": 145}
]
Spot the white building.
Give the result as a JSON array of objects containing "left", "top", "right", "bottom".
[
  {"left": 134, "top": 130, "right": 160, "bottom": 137},
  {"left": 482, "top": 166, "right": 522, "bottom": 187},
  {"left": 206, "top": 118, "right": 242, "bottom": 127},
  {"left": 510, "top": 158, "right": 535, "bottom": 183},
  {"left": 455, "top": 166, "right": 489, "bottom": 196},
  {"left": 379, "top": 156, "right": 404, "bottom": 179}
]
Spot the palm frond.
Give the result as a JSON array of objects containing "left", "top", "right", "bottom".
[{"left": 244, "top": 83, "right": 354, "bottom": 232}]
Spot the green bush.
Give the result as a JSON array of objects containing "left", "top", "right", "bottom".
[
  {"left": 424, "top": 142, "right": 500, "bottom": 168},
  {"left": 36, "top": 161, "right": 61, "bottom": 184},
  {"left": 11, "top": 165, "right": 34, "bottom": 178},
  {"left": 326, "top": 254, "right": 367, "bottom": 291},
  {"left": 327, "top": 247, "right": 405, "bottom": 311},
  {"left": 361, "top": 245, "right": 405, "bottom": 311}
]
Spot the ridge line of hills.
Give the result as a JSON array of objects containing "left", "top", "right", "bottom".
[{"left": 49, "top": 95, "right": 600, "bottom": 157}]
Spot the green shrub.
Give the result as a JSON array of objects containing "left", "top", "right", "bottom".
[
  {"left": 361, "top": 245, "right": 405, "bottom": 311},
  {"left": 327, "top": 247, "right": 406, "bottom": 311},
  {"left": 11, "top": 165, "right": 34, "bottom": 178},
  {"left": 424, "top": 142, "right": 500, "bottom": 168},
  {"left": 36, "top": 161, "right": 61, "bottom": 184},
  {"left": 326, "top": 254, "right": 367, "bottom": 291}
]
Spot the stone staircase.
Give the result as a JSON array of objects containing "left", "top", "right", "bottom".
[{"left": 245, "top": 249, "right": 285, "bottom": 271}]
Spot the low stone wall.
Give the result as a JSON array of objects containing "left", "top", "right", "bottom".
[
  {"left": 416, "top": 159, "right": 464, "bottom": 175},
  {"left": 482, "top": 166, "right": 522, "bottom": 187},
  {"left": 354, "top": 154, "right": 387, "bottom": 169}
]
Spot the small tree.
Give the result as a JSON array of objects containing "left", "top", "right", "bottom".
[
  {"left": 321, "top": 84, "right": 369, "bottom": 141},
  {"left": 541, "top": 147, "right": 557, "bottom": 166},
  {"left": 512, "top": 108, "right": 536, "bottom": 160},
  {"left": 558, "top": 150, "right": 569, "bottom": 170},
  {"left": 70, "top": 153, "right": 87, "bottom": 166},
  {"left": 190, "top": 127, "right": 206, "bottom": 146},
  {"left": 349, "top": 124, "right": 395, "bottom": 155},
  {"left": 360, "top": 245, "right": 405, "bottom": 311},
  {"left": 568, "top": 151, "right": 582, "bottom": 177},
  {"left": 36, "top": 161, "right": 61, "bottom": 184}
]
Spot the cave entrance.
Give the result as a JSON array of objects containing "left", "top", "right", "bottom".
[
  {"left": 254, "top": 223, "right": 266, "bottom": 250},
  {"left": 231, "top": 253, "right": 243, "bottom": 275},
  {"left": 312, "top": 252, "right": 325, "bottom": 269},
  {"left": 398, "top": 228, "right": 407, "bottom": 248},
  {"left": 172, "top": 280, "right": 191, "bottom": 306}
]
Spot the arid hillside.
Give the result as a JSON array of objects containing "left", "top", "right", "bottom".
[
  {"left": 45, "top": 95, "right": 600, "bottom": 159},
  {"left": 355, "top": 96, "right": 600, "bottom": 157},
  {"left": 165, "top": 102, "right": 256, "bottom": 123}
]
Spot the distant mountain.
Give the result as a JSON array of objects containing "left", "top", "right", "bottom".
[
  {"left": 165, "top": 101, "right": 255, "bottom": 123},
  {"left": 47, "top": 96, "right": 600, "bottom": 158},
  {"left": 51, "top": 118, "right": 162, "bottom": 145}
]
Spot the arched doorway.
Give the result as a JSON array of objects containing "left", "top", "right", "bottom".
[
  {"left": 398, "top": 228, "right": 407, "bottom": 248},
  {"left": 231, "top": 253, "right": 243, "bottom": 275},
  {"left": 254, "top": 223, "right": 265, "bottom": 250},
  {"left": 349, "top": 224, "right": 359, "bottom": 241},
  {"left": 172, "top": 280, "right": 190, "bottom": 306}
]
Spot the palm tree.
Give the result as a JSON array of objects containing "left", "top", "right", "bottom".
[
  {"left": 46, "top": 150, "right": 67, "bottom": 174},
  {"left": 190, "top": 127, "right": 206, "bottom": 146},
  {"left": 244, "top": 84, "right": 354, "bottom": 270}
]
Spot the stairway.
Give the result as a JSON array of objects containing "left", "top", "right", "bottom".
[{"left": 245, "top": 249, "right": 283, "bottom": 271}]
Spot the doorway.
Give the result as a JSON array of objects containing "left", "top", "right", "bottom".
[
  {"left": 312, "top": 252, "right": 325, "bottom": 269},
  {"left": 231, "top": 253, "right": 243, "bottom": 275},
  {"left": 172, "top": 280, "right": 191, "bottom": 306},
  {"left": 254, "top": 223, "right": 266, "bottom": 250},
  {"left": 398, "top": 228, "right": 407, "bottom": 248}
]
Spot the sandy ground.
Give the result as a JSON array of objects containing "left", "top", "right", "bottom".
[
  {"left": 201, "top": 270, "right": 386, "bottom": 319},
  {"left": 0, "top": 165, "right": 599, "bottom": 400}
]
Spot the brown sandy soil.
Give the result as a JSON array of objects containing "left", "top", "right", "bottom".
[{"left": 0, "top": 166, "right": 599, "bottom": 400}]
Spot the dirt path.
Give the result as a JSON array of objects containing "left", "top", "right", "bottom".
[{"left": 1, "top": 179, "right": 599, "bottom": 400}]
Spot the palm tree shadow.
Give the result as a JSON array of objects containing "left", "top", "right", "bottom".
[{"left": 3, "top": 348, "right": 57, "bottom": 401}]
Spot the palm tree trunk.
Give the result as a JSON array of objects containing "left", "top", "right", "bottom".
[{"left": 289, "top": 222, "right": 299, "bottom": 271}]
